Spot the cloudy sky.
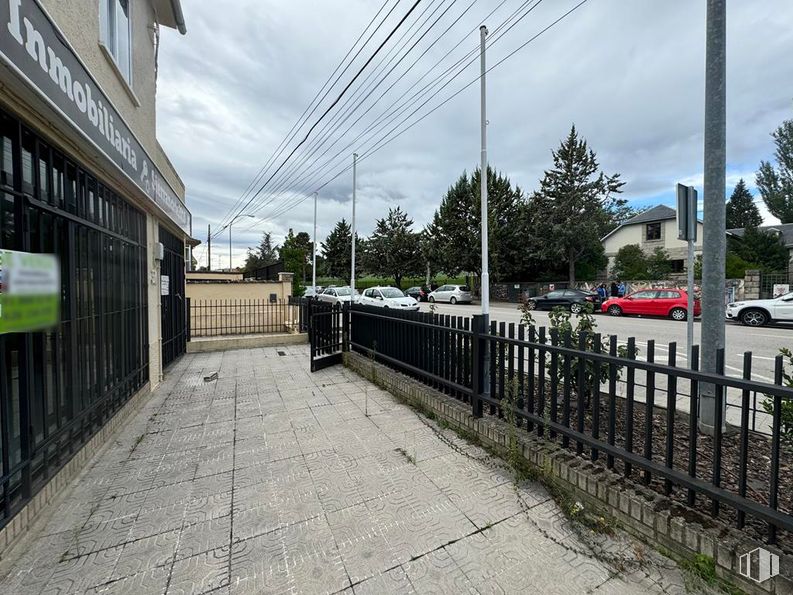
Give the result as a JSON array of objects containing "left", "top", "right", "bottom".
[{"left": 155, "top": 0, "right": 793, "bottom": 269}]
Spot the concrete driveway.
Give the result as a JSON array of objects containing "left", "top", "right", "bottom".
[{"left": 0, "top": 346, "right": 687, "bottom": 594}]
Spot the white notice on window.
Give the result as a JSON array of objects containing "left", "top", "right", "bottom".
[{"left": 161, "top": 275, "right": 170, "bottom": 296}]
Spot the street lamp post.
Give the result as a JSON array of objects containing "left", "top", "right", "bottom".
[
  {"left": 312, "top": 192, "right": 318, "bottom": 292},
  {"left": 229, "top": 214, "right": 255, "bottom": 271},
  {"left": 479, "top": 25, "right": 490, "bottom": 400},
  {"left": 351, "top": 153, "right": 358, "bottom": 290}
]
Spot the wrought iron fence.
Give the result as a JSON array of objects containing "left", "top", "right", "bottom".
[
  {"left": 187, "top": 299, "right": 298, "bottom": 337},
  {"left": 346, "top": 304, "right": 793, "bottom": 548}
]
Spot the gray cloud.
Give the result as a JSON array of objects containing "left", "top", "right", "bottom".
[{"left": 156, "top": 0, "right": 793, "bottom": 268}]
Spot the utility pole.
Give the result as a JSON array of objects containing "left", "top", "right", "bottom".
[
  {"left": 479, "top": 24, "right": 490, "bottom": 399},
  {"left": 207, "top": 224, "right": 211, "bottom": 271},
  {"left": 351, "top": 153, "right": 358, "bottom": 290},
  {"left": 699, "top": 0, "right": 727, "bottom": 434},
  {"left": 312, "top": 191, "right": 318, "bottom": 292}
]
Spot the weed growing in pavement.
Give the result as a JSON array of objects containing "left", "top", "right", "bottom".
[
  {"left": 762, "top": 347, "right": 793, "bottom": 445},
  {"left": 680, "top": 554, "right": 745, "bottom": 595},
  {"left": 395, "top": 447, "right": 416, "bottom": 465},
  {"left": 504, "top": 378, "right": 523, "bottom": 484}
]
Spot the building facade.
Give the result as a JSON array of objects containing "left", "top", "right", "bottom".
[
  {"left": 602, "top": 205, "right": 704, "bottom": 274},
  {"left": 0, "top": 0, "right": 190, "bottom": 539}
]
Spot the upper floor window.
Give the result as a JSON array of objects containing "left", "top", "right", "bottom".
[
  {"left": 100, "top": 0, "right": 132, "bottom": 84},
  {"left": 646, "top": 222, "right": 661, "bottom": 241}
]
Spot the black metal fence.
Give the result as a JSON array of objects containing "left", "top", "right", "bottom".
[
  {"left": 346, "top": 304, "right": 793, "bottom": 549},
  {"left": 187, "top": 299, "right": 299, "bottom": 337},
  {"left": 760, "top": 271, "right": 790, "bottom": 299},
  {"left": 242, "top": 260, "right": 284, "bottom": 281}
]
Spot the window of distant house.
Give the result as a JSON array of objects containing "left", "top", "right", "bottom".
[
  {"left": 646, "top": 222, "right": 661, "bottom": 241},
  {"left": 100, "top": 0, "right": 132, "bottom": 84}
]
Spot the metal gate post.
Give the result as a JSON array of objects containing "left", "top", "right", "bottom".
[
  {"left": 342, "top": 303, "right": 350, "bottom": 352},
  {"left": 471, "top": 314, "right": 485, "bottom": 418}
]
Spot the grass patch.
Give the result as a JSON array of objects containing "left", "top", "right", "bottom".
[
  {"left": 680, "top": 554, "right": 746, "bottom": 595},
  {"left": 395, "top": 447, "right": 416, "bottom": 465}
]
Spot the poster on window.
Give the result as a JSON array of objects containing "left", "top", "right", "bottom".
[
  {"left": 773, "top": 284, "right": 790, "bottom": 298},
  {"left": 161, "top": 275, "right": 170, "bottom": 296},
  {"left": 0, "top": 250, "right": 60, "bottom": 334}
]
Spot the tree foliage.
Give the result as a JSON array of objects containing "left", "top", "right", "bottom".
[
  {"left": 611, "top": 244, "right": 671, "bottom": 280},
  {"left": 726, "top": 179, "right": 762, "bottom": 229},
  {"left": 756, "top": 116, "right": 793, "bottom": 223},
  {"left": 320, "top": 219, "right": 362, "bottom": 283},
  {"left": 279, "top": 229, "right": 313, "bottom": 289},
  {"left": 529, "top": 125, "right": 624, "bottom": 283},
  {"left": 427, "top": 166, "right": 526, "bottom": 281},
  {"left": 729, "top": 227, "right": 789, "bottom": 273},
  {"left": 363, "top": 207, "right": 421, "bottom": 288},
  {"left": 244, "top": 232, "right": 279, "bottom": 272}
]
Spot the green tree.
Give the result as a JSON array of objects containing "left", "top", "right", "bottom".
[
  {"left": 320, "top": 219, "right": 361, "bottom": 283},
  {"left": 279, "top": 229, "right": 313, "bottom": 289},
  {"left": 428, "top": 166, "right": 526, "bottom": 282},
  {"left": 646, "top": 247, "right": 672, "bottom": 279},
  {"left": 611, "top": 244, "right": 648, "bottom": 279},
  {"left": 756, "top": 115, "right": 793, "bottom": 223},
  {"left": 530, "top": 125, "right": 624, "bottom": 283},
  {"left": 243, "top": 232, "right": 279, "bottom": 272},
  {"left": 729, "top": 226, "right": 789, "bottom": 272},
  {"left": 363, "top": 207, "right": 421, "bottom": 288},
  {"left": 726, "top": 178, "right": 762, "bottom": 229}
]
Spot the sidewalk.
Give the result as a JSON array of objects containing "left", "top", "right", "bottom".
[{"left": 0, "top": 345, "right": 688, "bottom": 594}]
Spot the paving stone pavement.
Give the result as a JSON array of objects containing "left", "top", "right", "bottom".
[{"left": 0, "top": 345, "right": 690, "bottom": 594}]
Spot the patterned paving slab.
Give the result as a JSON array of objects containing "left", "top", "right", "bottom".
[{"left": 0, "top": 346, "right": 687, "bottom": 594}]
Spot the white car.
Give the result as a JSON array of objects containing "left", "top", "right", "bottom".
[
  {"left": 317, "top": 286, "right": 358, "bottom": 305},
  {"left": 726, "top": 291, "right": 793, "bottom": 326},
  {"left": 359, "top": 286, "right": 419, "bottom": 310},
  {"left": 428, "top": 284, "right": 473, "bottom": 304}
]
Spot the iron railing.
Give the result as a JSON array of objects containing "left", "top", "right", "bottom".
[
  {"left": 187, "top": 298, "right": 298, "bottom": 337},
  {"left": 346, "top": 304, "right": 793, "bottom": 548}
]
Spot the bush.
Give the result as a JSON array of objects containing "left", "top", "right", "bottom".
[{"left": 763, "top": 347, "right": 793, "bottom": 445}]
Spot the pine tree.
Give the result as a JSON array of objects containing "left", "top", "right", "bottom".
[
  {"left": 243, "top": 232, "right": 279, "bottom": 272},
  {"left": 320, "top": 219, "right": 360, "bottom": 283},
  {"left": 757, "top": 116, "right": 793, "bottom": 223},
  {"left": 729, "top": 227, "right": 789, "bottom": 273},
  {"left": 363, "top": 207, "right": 421, "bottom": 288},
  {"left": 725, "top": 179, "right": 762, "bottom": 229},
  {"left": 530, "top": 125, "right": 624, "bottom": 283}
]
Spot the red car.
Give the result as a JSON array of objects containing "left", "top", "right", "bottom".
[{"left": 601, "top": 289, "right": 701, "bottom": 320}]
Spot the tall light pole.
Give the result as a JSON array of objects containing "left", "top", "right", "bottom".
[
  {"left": 351, "top": 153, "right": 358, "bottom": 290},
  {"left": 312, "top": 192, "right": 318, "bottom": 292},
  {"left": 699, "top": 0, "right": 726, "bottom": 434},
  {"left": 479, "top": 25, "right": 490, "bottom": 398},
  {"left": 229, "top": 213, "right": 255, "bottom": 271}
]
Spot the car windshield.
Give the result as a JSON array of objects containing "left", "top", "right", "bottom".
[
  {"left": 335, "top": 287, "right": 352, "bottom": 296},
  {"left": 381, "top": 288, "right": 404, "bottom": 298}
]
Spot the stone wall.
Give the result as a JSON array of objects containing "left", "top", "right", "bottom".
[{"left": 344, "top": 351, "right": 791, "bottom": 594}]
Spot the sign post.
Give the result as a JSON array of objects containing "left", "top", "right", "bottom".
[{"left": 677, "top": 184, "right": 698, "bottom": 367}]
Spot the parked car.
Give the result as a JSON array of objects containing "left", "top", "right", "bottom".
[
  {"left": 523, "top": 289, "right": 601, "bottom": 313},
  {"left": 602, "top": 289, "right": 701, "bottom": 320},
  {"left": 302, "top": 286, "right": 324, "bottom": 299},
  {"left": 317, "top": 286, "right": 358, "bottom": 305},
  {"left": 405, "top": 286, "right": 430, "bottom": 302},
  {"left": 428, "top": 284, "right": 473, "bottom": 304},
  {"left": 358, "top": 286, "right": 419, "bottom": 310},
  {"left": 725, "top": 291, "right": 793, "bottom": 326}
]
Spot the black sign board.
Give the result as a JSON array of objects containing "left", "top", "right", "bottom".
[{"left": 0, "top": 0, "right": 191, "bottom": 234}]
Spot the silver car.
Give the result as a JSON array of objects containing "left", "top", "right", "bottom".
[
  {"left": 317, "top": 286, "right": 358, "bottom": 305},
  {"left": 428, "top": 284, "right": 473, "bottom": 304}
]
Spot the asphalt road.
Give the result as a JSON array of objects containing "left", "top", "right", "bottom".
[{"left": 418, "top": 301, "right": 792, "bottom": 383}]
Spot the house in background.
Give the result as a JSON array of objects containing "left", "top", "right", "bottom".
[
  {"left": 601, "top": 205, "right": 704, "bottom": 274},
  {"left": 727, "top": 223, "right": 793, "bottom": 274}
]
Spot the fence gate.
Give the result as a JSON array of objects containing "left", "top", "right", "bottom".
[{"left": 309, "top": 302, "right": 344, "bottom": 372}]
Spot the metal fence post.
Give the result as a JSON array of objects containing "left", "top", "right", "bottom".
[
  {"left": 471, "top": 314, "right": 485, "bottom": 418},
  {"left": 186, "top": 297, "right": 191, "bottom": 342},
  {"left": 342, "top": 303, "right": 350, "bottom": 352}
]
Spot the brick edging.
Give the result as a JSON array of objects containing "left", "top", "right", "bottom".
[
  {"left": 0, "top": 381, "right": 154, "bottom": 557},
  {"left": 344, "top": 351, "right": 792, "bottom": 594}
]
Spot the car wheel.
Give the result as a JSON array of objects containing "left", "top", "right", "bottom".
[
  {"left": 525, "top": 300, "right": 536, "bottom": 311},
  {"left": 740, "top": 309, "right": 768, "bottom": 327},
  {"left": 570, "top": 303, "right": 583, "bottom": 314},
  {"left": 450, "top": 296, "right": 457, "bottom": 305},
  {"left": 429, "top": 296, "right": 435, "bottom": 303},
  {"left": 607, "top": 305, "right": 622, "bottom": 317},
  {"left": 669, "top": 307, "right": 687, "bottom": 321}
]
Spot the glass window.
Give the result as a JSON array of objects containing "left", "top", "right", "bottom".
[
  {"left": 546, "top": 291, "right": 564, "bottom": 299},
  {"left": 381, "top": 288, "right": 404, "bottom": 298},
  {"left": 459, "top": 286, "right": 470, "bottom": 292},
  {"left": 335, "top": 288, "right": 352, "bottom": 296},
  {"left": 100, "top": 0, "right": 132, "bottom": 84},
  {"left": 646, "top": 222, "right": 661, "bottom": 241},
  {"left": 632, "top": 291, "right": 658, "bottom": 299},
  {"left": 658, "top": 290, "right": 680, "bottom": 299},
  {"left": 364, "top": 289, "right": 374, "bottom": 298}
]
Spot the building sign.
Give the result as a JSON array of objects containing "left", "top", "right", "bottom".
[
  {"left": 0, "top": 0, "right": 191, "bottom": 235},
  {"left": 0, "top": 249, "right": 59, "bottom": 334}
]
